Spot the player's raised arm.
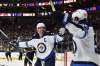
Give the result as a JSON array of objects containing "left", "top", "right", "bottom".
[
  {"left": 57, "top": 11, "right": 88, "bottom": 39},
  {"left": 65, "top": 22, "right": 87, "bottom": 39}
]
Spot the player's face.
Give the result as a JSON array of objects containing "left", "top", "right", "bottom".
[
  {"left": 72, "top": 17, "right": 79, "bottom": 24},
  {"left": 37, "top": 27, "right": 46, "bottom": 36}
]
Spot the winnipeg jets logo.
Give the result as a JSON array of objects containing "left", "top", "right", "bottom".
[{"left": 37, "top": 43, "right": 46, "bottom": 53}]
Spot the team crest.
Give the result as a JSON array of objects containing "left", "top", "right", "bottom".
[{"left": 37, "top": 43, "right": 46, "bottom": 53}]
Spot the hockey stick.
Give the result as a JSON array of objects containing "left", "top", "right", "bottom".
[
  {"left": 0, "top": 29, "right": 35, "bottom": 66},
  {"left": 9, "top": 41, "right": 35, "bottom": 66},
  {"left": 23, "top": 52, "right": 34, "bottom": 66},
  {"left": 49, "top": 0, "right": 56, "bottom": 12},
  {"left": 0, "top": 29, "right": 8, "bottom": 39},
  {"left": 10, "top": 42, "right": 35, "bottom": 66}
]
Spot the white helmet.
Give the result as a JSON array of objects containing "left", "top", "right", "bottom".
[
  {"left": 76, "top": 9, "right": 88, "bottom": 19},
  {"left": 72, "top": 9, "right": 88, "bottom": 24},
  {"left": 36, "top": 23, "right": 46, "bottom": 28}
]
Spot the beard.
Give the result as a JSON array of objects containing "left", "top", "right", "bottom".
[{"left": 38, "top": 31, "right": 45, "bottom": 38}]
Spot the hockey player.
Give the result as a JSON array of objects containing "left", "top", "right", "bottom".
[
  {"left": 62, "top": 9, "right": 99, "bottom": 66},
  {"left": 5, "top": 48, "right": 12, "bottom": 61},
  {"left": 18, "top": 22, "right": 63, "bottom": 66},
  {"left": 24, "top": 48, "right": 35, "bottom": 66}
]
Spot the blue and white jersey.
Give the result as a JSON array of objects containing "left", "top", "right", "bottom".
[
  {"left": 19, "top": 32, "right": 63, "bottom": 60},
  {"left": 65, "top": 20, "right": 99, "bottom": 65}
]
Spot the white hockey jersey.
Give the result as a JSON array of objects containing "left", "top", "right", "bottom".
[
  {"left": 65, "top": 22, "right": 99, "bottom": 65},
  {"left": 19, "top": 34, "right": 63, "bottom": 60}
]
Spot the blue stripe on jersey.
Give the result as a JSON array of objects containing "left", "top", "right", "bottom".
[
  {"left": 40, "top": 50, "right": 55, "bottom": 61},
  {"left": 71, "top": 61, "right": 98, "bottom": 66}
]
